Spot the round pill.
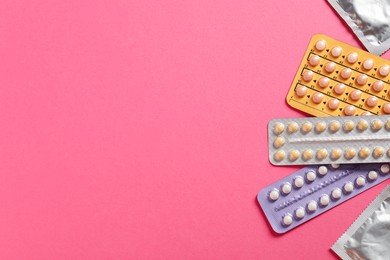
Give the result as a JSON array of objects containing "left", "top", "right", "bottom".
[
  {"left": 295, "top": 207, "right": 305, "bottom": 219},
  {"left": 273, "top": 123, "right": 285, "bottom": 135},
  {"left": 383, "top": 103, "right": 390, "bottom": 114},
  {"left": 343, "top": 182, "right": 354, "bottom": 193},
  {"left": 344, "top": 148, "right": 356, "bottom": 160},
  {"left": 329, "top": 121, "right": 341, "bottom": 132},
  {"left": 306, "top": 170, "right": 316, "bottom": 182},
  {"left": 281, "top": 183, "right": 292, "bottom": 195},
  {"left": 282, "top": 214, "right": 293, "bottom": 226},
  {"left": 347, "top": 52, "right": 358, "bottom": 63},
  {"left": 330, "top": 148, "right": 342, "bottom": 160},
  {"left": 340, "top": 68, "right": 352, "bottom": 79},
  {"left": 350, "top": 90, "right": 362, "bottom": 101},
  {"left": 381, "top": 164, "right": 390, "bottom": 174},
  {"left": 356, "top": 74, "right": 368, "bottom": 85},
  {"left": 287, "top": 122, "right": 299, "bottom": 133},
  {"left": 311, "top": 92, "right": 324, "bottom": 104},
  {"left": 315, "top": 40, "right": 326, "bottom": 51},
  {"left": 301, "top": 122, "right": 313, "bottom": 133},
  {"left": 363, "top": 59, "right": 374, "bottom": 70},
  {"left": 366, "top": 96, "right": 378, "bottom": 107},
  {"left": 269, "top": 189, "right": 280, "bottom": 201},
  {"left": 274, "top": 150, "right": 286, "bottom": 162},
  {"left": 318, "top": 166, "right": 328, "bottom": 176},
  {"left": 368, "top": 170, "right": 378, "bottom": 181},
  {"left": 307, "top": 200, "right": 318, "bottom": 212},
  {"left": 325, "top": 62, "right": 336, "bottom": 73},
  {"left": 359, "top": 147, "right": 370, "bottom": 159},
  {"left": 344, "top": 105, "right": 356, "bottom": 116},
  {"left": 302, "top": 70, "right": 314, "bottom": 82},
  {"left": 328, "top": 99, "right": 339, "bottom": 110},
  {"left": 319, "top": 194, "right": 330, "bottom": 207},
  {"left": 372, "top": 81, "right": 384, "bottom": 92},
  {"left": 309, "top": 55, "right": 320, "bottom": 66},
  {"left": 371, "top": 119, "right": 383, "bottom": 131},
  {"left": 295, "top": 86, "right": 307, "bottom": 97},
  {"left": 361, "top": 111, "right": 372, "bottom": 116},
  {"left": 288, "top": 150, "right": 300, "bottom": 162},
  {"left": 388, "top": 149, "right": 390, "bottom": 158},
  {"left": 379, "top": 65, "right": 390, "bottom": 76},
  {"left": 315, "top": 121, "right": 327, "bottom": 133},
  {"left": 318, "top": 77, "right": 330, "bottom": 88},
  {"left": 334, "top": 83, "right": 346, "bottom": 94},
  {"left": 293, "top": 176, "right": 304, "bottom": 188},
  {"left": 331, "top": 188, "right": 342, "bottom": 200},
  {"left": 316, "top": 149, "right": 328, "bottom": 160},
  {"left": 356, "top": 176, "right": 366, "bottom": 187},
  {"left": 357, "top": 119, "right": 368, "bottom": 131},
  {"left": 273, "top": 136, "right": 285, "bottom": 148},
  {"left": 331, "top": 164, "right": 340, "bottom": 169},
  {"left": 302, "top": 149, "right": 314, "bottom": 161},
  {"left": 343, "top": 120, "right": 355, "bottom": 131},
  {"left": 373, "top": 147, "right": 385, "bottom": 158},
  {"left": 331, "top": 46, "right": 342, "bottom": 57}
]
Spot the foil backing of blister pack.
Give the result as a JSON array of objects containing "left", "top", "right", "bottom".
[
  {"left": 328, "top": 0, "right": 390, "bottom": 55},
  {"left": 258, "top": 164, "right": 390, "bottom": 234},
  {"left": 269, "top": 115, "right": 390, "bottom": 166}
]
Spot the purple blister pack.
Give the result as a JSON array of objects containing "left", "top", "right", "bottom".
[{"left": 257, "top": 163, "right": 390, "bottom": 234}]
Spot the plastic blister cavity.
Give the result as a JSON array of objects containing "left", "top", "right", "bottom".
[
  {"left": 286, "top": 34, "right": 390, "bottom": 117},
  {"left": 257, "top": 164, "right": 390, "bottom": 234},
  {"left": 269, "top": 115, "right": 390, "bottom": 166}
]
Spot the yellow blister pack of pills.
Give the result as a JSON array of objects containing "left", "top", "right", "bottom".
[{"left": 286, "top": 34, "right": 390, "bottom": 117}]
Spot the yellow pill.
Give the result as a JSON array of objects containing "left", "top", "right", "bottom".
[
  {"left": 344, "top": 148, "right": 356, "bottom": 160},
  {"left": 371, "top": 119, "right": 383, "bottom": 131},
  {"left": 302, "top": 149, "right": 314, "bottom": 161},
  {"left": 316, "top": 149, "right": 328, "bottom": 160},
  {"left": 343, "top": 121, "right": 355, "bottom": 132},
  {"left": 288, "top": 150, "right": 300, "bottom": 162},
  {"left": 315, "top": 121, "right": 327, "bottom": 133},
  {"left": 330, "top": 148, "right": 342, "bottom": 160},
  {"left": 274, "top": 150, "right": 286, "bottom": 162},
  {"left": 357, "top": 119, "right": 368, "bottom": 131},
  {"left": 301, "top": 122, "right": 313, "bottom": 133},
  {"left": 273, "top": 137, "right": 285, "bottom": 148},
  {"left": 373, "top": 147, "right": 385, "bottom": 158},
  {"left": 387, "top": 149, "right": 390, "bottom": 158},
  {"left": 287, "top": 122, "right": 299, "bottom": 133},
  {"left": 385, "top": 120, "right": 390, "bottom": 130},
  {"left": 359, "top": 147, "right": 370, "bottom": 159},
  {"left": 329, "top": 121, "right": 341, "bottom": 132},
  {"left": 273, "top": 123, "right": 285, "bottom": 135}
]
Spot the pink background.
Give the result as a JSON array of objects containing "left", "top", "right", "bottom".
[{"left": 1, "top": 0, "right": 389, "bottom": 259}]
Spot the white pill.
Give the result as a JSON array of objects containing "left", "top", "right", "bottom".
[
  {"left": 379, "top": 65, "right": 390, "bottom": 76},
  {"left": 318, "top": 166, "right": 328, "bottom": 176},
  {"left": 281, "top": 183, "right": 292, "bottom": 195},
  {"left": 331, "top": 188, "right": 342, "bottom": 199},
  {"left": 343, "top": 182, "right": 354, "bottom": 193},
  {"left": 306, "top": 170, "right": 316, "bottom": 182},
  {"left": 363, "top": 59, "right": 374, "bottom": 70},
  {"left": 331, "top": 164, "right": 340, "bottom": 169},
  {"left": 309, "top": 55, "right": 320, "bottom": 66},
  {"left": 368, "top": 170, "right": 378, "bottom": 181},
  {"left": 347, "top": 52, "right": 358, "bottom": 64},
  {"left": 315, "top": 40, "right": 326, "bottom": 51},
  {"left": 295, "top": 207, "right": 305, "bottom": 219},
  {"left": 307, "top": 200, "right": 318, "bottom": 212},
  {"left": 381, "top": 164, "right": 390, "bottom": 174},
  {"left": 319, "top": 194, "right": 330, "bottom": 207},
  {"left": 269, "top": 189, "right": 280, "bottom": 201},
  {"left": 293, "top": 176, "right": 304, "bottom": 188},
  {"left": 331, "top": 46, "right": 342, "bottom": 57},
  {"left": 283, "top": 214, "right": 293, "bottom": 226},
  {"left": 356, "top": 176, "right": 366, "bottom": 187}
]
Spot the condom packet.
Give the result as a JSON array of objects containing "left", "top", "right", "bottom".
[
  {"left": 328, "top": 0, "right": 390, "bottom": 55},
  {"left": 332, "top": 185, "right": 390, "bottom": 259}
]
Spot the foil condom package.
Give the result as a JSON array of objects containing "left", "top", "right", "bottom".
[
  {"left": 328, "top": 0, "right": 390, "bottom": 55},
  {"left": 332, "top": 185, "right": 390, "bottom": 260}
]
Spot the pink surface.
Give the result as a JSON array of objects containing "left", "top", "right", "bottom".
[{"left": 1, "top": 0, "right": 390, "bottom": 259}]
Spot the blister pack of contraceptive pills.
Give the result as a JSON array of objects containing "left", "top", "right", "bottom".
[
  {"left": 257, "top": 163, "right": 390, "bottom": 233},
  {"left": 286, "top": 34, "right": 390, "bottom": 117},
  {"left": 269, "top": 115, "right": 390, "bottom": 166}
]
